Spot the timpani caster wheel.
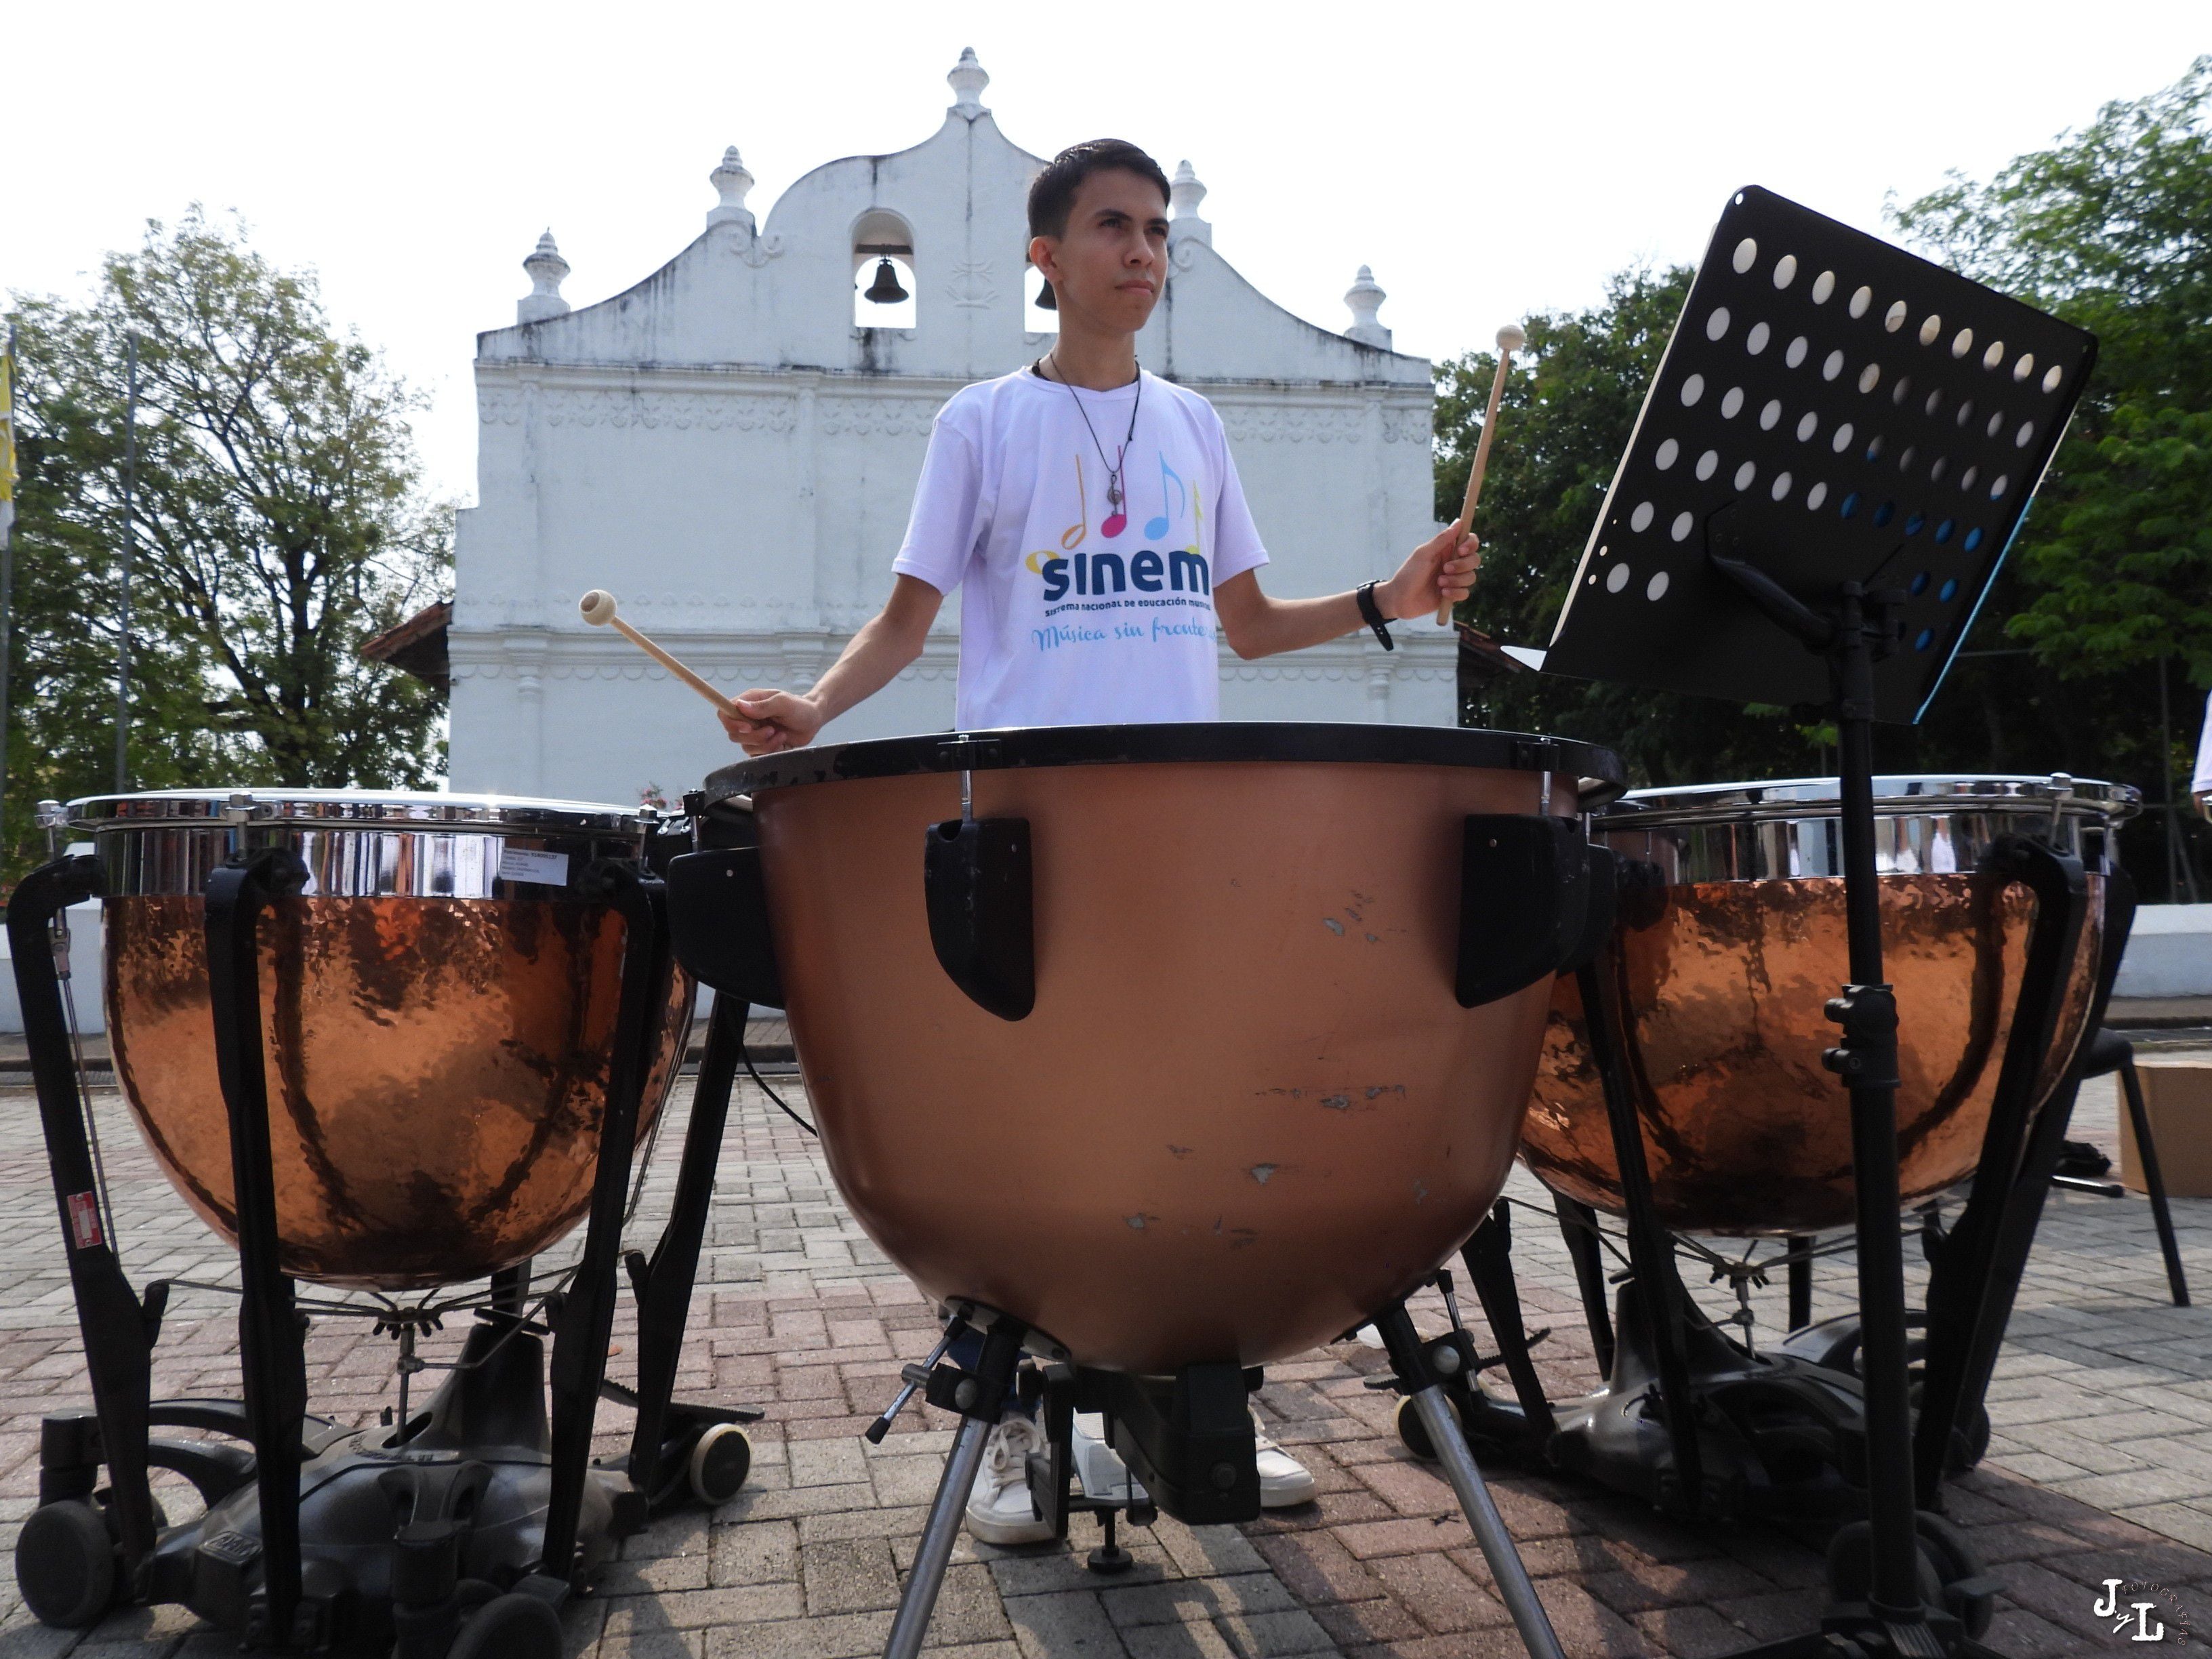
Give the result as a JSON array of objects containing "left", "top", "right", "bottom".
[
  {"left": 687, "top": 1423, "right": 752, "bottom": 1505},
  {"left": 15, "top": 1498, "right": 118, "bottom": 1628},
  {"left": 1393, "top": 1393, "right": 1473, "bottom": 1463},
  {"left": 1825, "top": 1513, "right": 1996, "bottom": 1640},
  {"left": 443, "top": 1591, "right": 565, "bottom": 1659}
]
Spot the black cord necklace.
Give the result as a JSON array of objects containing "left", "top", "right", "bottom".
[{"left": 1040, "top": 353, "right": 1142, "bottom": 516}]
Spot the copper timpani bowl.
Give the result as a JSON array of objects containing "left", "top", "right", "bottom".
[
  {"left": 73, "top": 790, "right": 696, "bottom": 1290},
  {"left": 1521, "top": 774, "right": 2137, "bottom": 1237},
  {"left": 703, "top": 723, "right": 1624, "bottom": 1376}
]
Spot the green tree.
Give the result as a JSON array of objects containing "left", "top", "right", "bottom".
[
  {"left": 5, "top": 209, "right": 449, "bottom": 882},
  {"left": 1437, "top": 60, "right": 2212, "bottom": 895},
  {"left": 1893, "top": 55, "right": 2212, "bottom": 890},
  {"left": 1893, "top": 55, "right": 2212, "bottom": 687}
]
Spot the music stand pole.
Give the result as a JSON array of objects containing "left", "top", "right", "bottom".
[{"left": 1822, "top": 581, "right": 1927, "bottom": 1631}]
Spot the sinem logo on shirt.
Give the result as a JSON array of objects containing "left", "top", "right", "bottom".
[{"left": 1023, "top": 449, "right": 1214, "bottom": 652}]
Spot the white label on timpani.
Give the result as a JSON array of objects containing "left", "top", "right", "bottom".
[{"left": 498, "top": 846, "right": 571, "bottom": 886}]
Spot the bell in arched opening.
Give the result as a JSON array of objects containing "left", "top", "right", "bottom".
[{"left": 863, "top": 256, "right": 909, "bottom": 305}]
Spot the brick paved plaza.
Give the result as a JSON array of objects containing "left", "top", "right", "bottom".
[{"left": 1, "top": 1057, "right": 2207, "bottom": 1658}]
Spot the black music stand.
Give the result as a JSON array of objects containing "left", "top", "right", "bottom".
[{"left": 1542, "top": 186, "right": 2095, "bottom": 1659}]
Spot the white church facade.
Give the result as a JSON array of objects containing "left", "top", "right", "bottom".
[{"left": 447, "top": 50, "right": 1453, "bottom": 804}]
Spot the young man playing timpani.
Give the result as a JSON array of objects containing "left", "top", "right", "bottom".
[{"left": 723, "top": 139, "right": 1479, "bottom": 1543}]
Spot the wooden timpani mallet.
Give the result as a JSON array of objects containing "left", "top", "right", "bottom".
[
  {"left": 1435, "top": 323, "right": 1528, "bottom": 625},
  {"left": 578, "top": 589, "right": 739, "bottom": 714}
]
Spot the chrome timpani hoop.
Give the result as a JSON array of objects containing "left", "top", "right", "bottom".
[
  {"left": 1589, "top": 773, "right": 2137, "bottom": 882},
  {"left": 71, "top": 788, "right": 657, "bottom": 899}
]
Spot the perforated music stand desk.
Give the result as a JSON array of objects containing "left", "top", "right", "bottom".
[{"left": 1540, "top": 186, "right": 2095, "bottom": 1659}]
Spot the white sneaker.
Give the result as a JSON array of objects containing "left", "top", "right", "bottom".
[
  {"left": 1253, "top": 1412, "right": 1317, "bottom": 1508},
  {"left": 1071, "top": 1407, "right": 1315, "bottom": 1508},
  {"left": 1071, "top": 1412, "right": 1137, "bottom": 1502},
  {"left": 964, "top": 1413, "right": 1054, "bottom": 1546}
]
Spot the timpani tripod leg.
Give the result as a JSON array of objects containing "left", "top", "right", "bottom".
[
  {"left": 626, "top": 993, "right": 760, "bottom": 1498},
  {"left": 1554, "top": 1194, "right": 1615, "bottom": 1376},
  {"left": 2121, "top": 1054, "right": 2191, "bottom": 1308},
  {"left": 1786, "top": 1237, "right": 1814, "bottom": 1333},
  {"left": 1373, "top": 1305, "right": 1563, "bottom": 1659},
  {"left": 1576, "top": 959, "right": 1704, "bottom": 1510},
  {"left": 1460, "top": 1208, "right": 1554, "bottom": 1450},
  {"left": 884, "top": 1319, "right": 1027, "bottom": 1659}
]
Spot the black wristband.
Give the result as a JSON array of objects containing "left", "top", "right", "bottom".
[{"left": 1355, "top": 581, "right": 1395, "bottom": 652}]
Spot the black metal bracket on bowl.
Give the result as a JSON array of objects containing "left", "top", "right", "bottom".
[
  {"left": 7, "top": 856, "right": 165, "bottom": 1580},
  {"left": 663, "top": 847, "right": 783, "bottom": 1007},
  {"left": 537, "top": 859, "right": 672, "bottom": 1584},
  {"left": 923, "top": 816, "right": 1035, "bottom": 1021},
  {"left": 1908, "top": 846, "right": 2100, "bottom": 1501},
  {"left": 1456, "top": 819, "right": 1613, "bottom": 1008},
  {"left": 203, "top": 846, "right": 316, "bottom": 1650},
  {"left": 1088, "top": 1364, "right": 1258, "bottom": 1528}
]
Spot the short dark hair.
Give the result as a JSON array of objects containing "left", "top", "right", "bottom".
[{"left": 1027, "top": 140, "right": 1171, "bottom": 241}]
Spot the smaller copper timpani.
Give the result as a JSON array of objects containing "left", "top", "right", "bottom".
[
  {"left": 73, "top": 790, "right": 696, "bottom": 1289},
  {"left": 1523, "top": 774, "right": 2137, "bottom": 1237}
]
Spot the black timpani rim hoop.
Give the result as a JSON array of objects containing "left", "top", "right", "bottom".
[{"left": 703, "top": 722, "right": 1627, "bottom": 808}]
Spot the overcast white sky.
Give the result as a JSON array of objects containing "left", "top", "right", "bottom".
[{"left": 7, "top": 2, "right": 2201, "bottom": 507}]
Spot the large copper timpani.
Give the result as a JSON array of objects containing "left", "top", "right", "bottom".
[
  {"left": 1523, "top": 775, "right": 2137, "bottom": 1237},
  {"left": 73, "top": 790, "right": 695, "bottom": 1290},
  {"left": 704, "top": 724, "right": 1623, "bottom": 1376}
]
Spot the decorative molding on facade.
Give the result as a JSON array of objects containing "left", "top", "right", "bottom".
[
  {"left": 533, "top": 388, "right": 800, "bottom": 432},
  {"left": 1215, "top": 405, "right": 1369, "bottom": 445},
  {"left": 945, "top": 260, "right": 998, "bottom": 309},
  {"left": 816, "top": 397, "right": 941, "bottom": 438},
  {"left": 731, "top": 228, "right": 789, "bottom": 268},
  {"left": 1382, "top": 405, "right": 1433, "bottom": 445}
]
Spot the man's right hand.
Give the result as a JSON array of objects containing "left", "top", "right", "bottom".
[{"left": 720, "top": 691, "right": 824, "bottom": 755}]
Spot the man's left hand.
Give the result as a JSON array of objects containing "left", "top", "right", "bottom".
[{"left": 1380, "top": 526, "right": 1481, "bottom": 621}]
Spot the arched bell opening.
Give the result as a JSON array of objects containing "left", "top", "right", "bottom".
[{"left": 852, "top": 207, "right": 917, "bottom": 331}]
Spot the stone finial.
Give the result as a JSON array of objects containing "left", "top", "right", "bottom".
[
  {"left": 518, "top": 230, "right": 571, "bottom": 324},
  {"left": 1345, "top": 266, "right": 1391, "bottom": 348},
  {"left": 1168, "top": 161, "right": 1212, "bottom": 246},
  {"left": 948, "top": 47, "right": 989, "bottom": 117},
  {"left": 708, "top": 146, "right": 756, "bottom": 232}
]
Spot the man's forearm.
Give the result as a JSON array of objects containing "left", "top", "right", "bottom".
[
  {"left": 808, "top": 614, "right": 929, "bottom": 721},
  {"left": 1225, "top": 590, "right": 1368, "bottom": 659}
]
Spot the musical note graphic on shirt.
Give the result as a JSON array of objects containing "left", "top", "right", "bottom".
[
  {"left": 1060, "top": 455, "right": 1088, "bottom": 550},
  {"left": 1144, "top": 453, "right": 1185, "bottom": 541},
  {"left": 1101, "top": 445, "right": 1129, "bottom": 538}
]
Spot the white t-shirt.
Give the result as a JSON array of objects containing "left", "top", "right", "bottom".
[{"left": 892, "top": 367, "right": 1269, "bottom": 730}]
